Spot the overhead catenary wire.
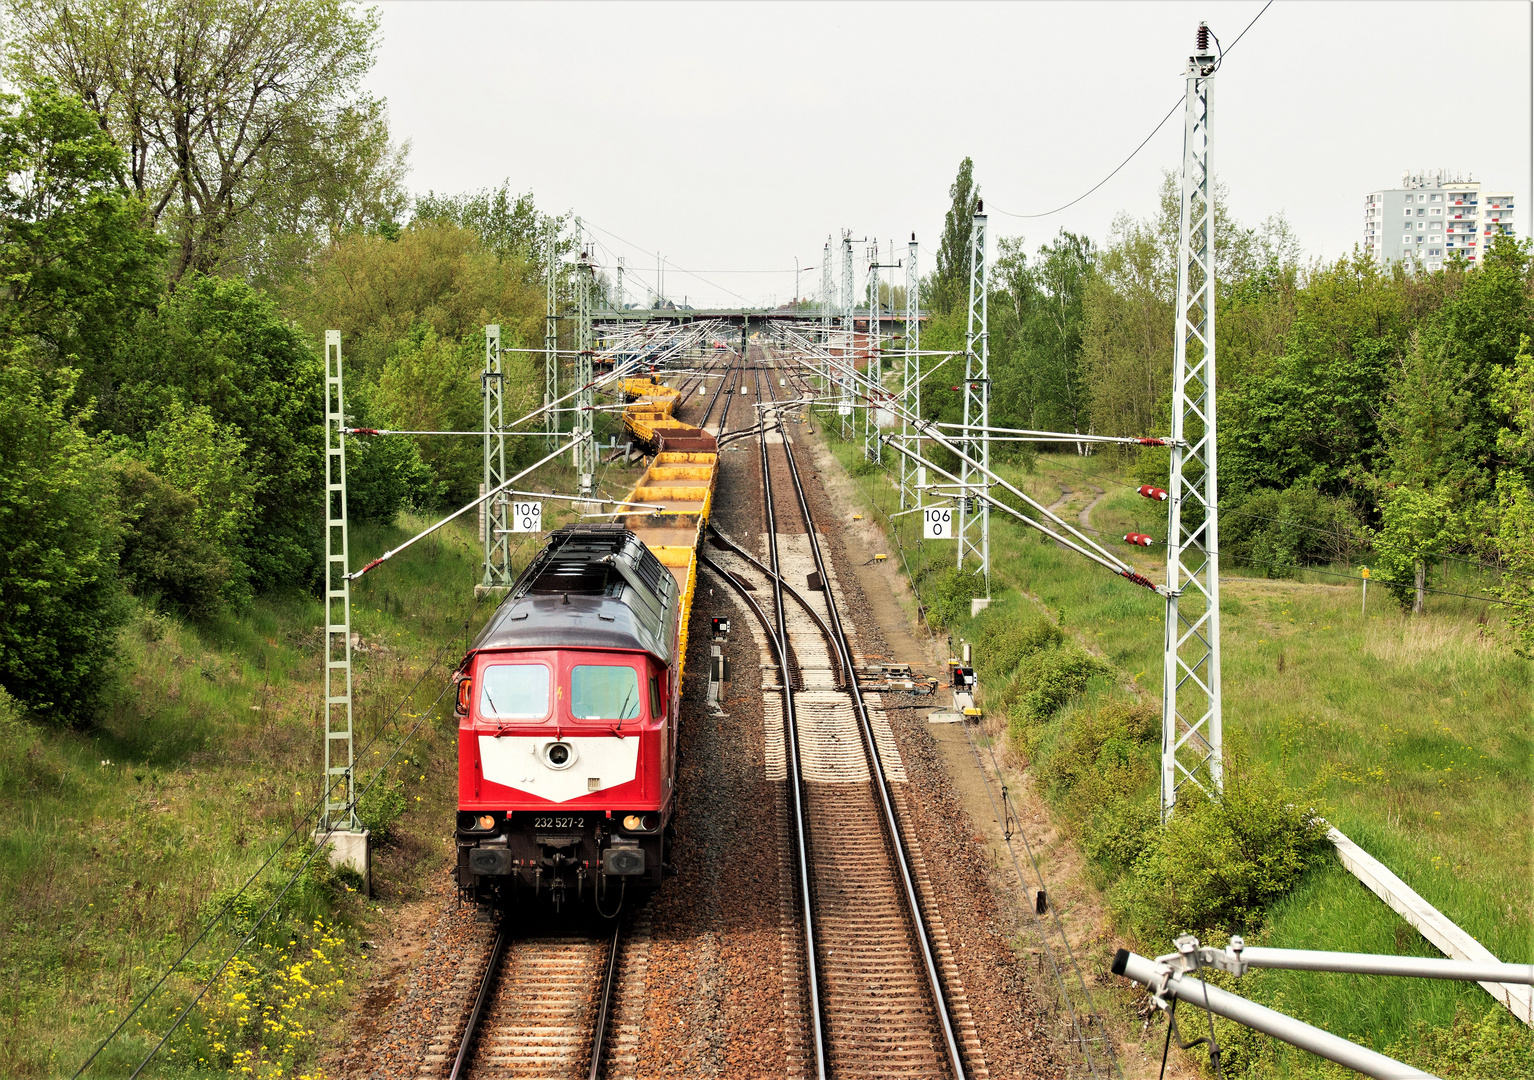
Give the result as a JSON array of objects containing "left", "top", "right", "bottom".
[{"left": 988, "top": 0, "right": 1272, "bottom": 221}]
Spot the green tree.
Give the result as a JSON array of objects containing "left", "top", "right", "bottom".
[
  {"left": 3, "top": 0, "right": 405, "bottom": 282},
  {"left": 0, "top": 360, "right": 126, "bottom": 721},
  {"left": 412, "top": 180, "right": 570, "bottom": 274},
  {"left": 1370, "top": 484, "right": 1465, "bottom": 612},
  {"left": 103, "top": 274, "right": 323, "bottom": 591},
  {"left": 931, "top": 157, "right": 979, "bottom": 317},
  {"left": 0, "top": 82, "right": 162, "bottom": 365},
  {"left": 113, "top": 458, "right": 229, "bottom": 614}
]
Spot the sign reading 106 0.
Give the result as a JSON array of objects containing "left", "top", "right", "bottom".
[
  {"left": 923, "top": 506, "right": 953, "bottom": 540},
  {"left": 511, "top": 501, "right": 543, "bottom": 533}
]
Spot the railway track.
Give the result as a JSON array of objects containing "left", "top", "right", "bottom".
[
  {"left": 438, "top": 912, "right": 649, "bottom": 1080},
  {"left": 699, "top": 350, "right": 986, "bottom": 1079}
]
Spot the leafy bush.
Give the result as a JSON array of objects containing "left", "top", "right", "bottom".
[
  {"left": 1221, "top": 484, "right": 1363, "bottom": 577},
  {"left": 1112, "top": 764, "right": 1331, "bottom": 939},
  {"left": 1000, "top": 642, "right": 1108, "bottom": 728},
  {"left": 1082, "top": 795, "right": 1159, "bottom": 874},
  {"left": 100, "top": 274, "right": 323, "bottom": 593},
  {"left": 1039, "top": 700, "right": 1158, "bottom": 801},
  {"left": 1388, "top": 1005, "right": 1534, "bottom": 1079},
  {"left": 347, "top": 430, "right": 440, "bottom": 524},
  {"left": 918, "top": 566, "right": 987, "bottom": 629},
  {"left": 114, "top": 459, "right": 232, "bottom": 615},
  {"left": 972, "top": 609, "right": 1062, "bottom": 680},
  {"left": 0, "top": 362, "right": 127, "bottom": 722},
  {"left": 357, "top": 776, "right": 407, "bottom": 843}
]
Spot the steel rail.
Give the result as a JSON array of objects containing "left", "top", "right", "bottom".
[
  {"left": 586, "top": 919, "right": 626, "bottom": 1080},
  {"left": 705, "top": 525, "right": 844, "bottom": 689},
  {"left": 762, "top": 360, "right": 968, "bottom": 1080},
  {"left": 752, "top": 345, "right": 830, "bottom": 1080},
  {"left": 448, "top": 928, "right": 508, "bottom": 1080}
]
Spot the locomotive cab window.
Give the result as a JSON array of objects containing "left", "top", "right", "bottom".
[
  {"left": 478, "top": 664, "right": 550, "bottom": 719},
  {"left": 571, "top": 665, "right": 642, "bottom": 721},
  {"left": 648, "top": 675, "right": 661, "bottom": 719}
]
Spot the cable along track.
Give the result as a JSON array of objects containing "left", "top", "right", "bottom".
[{"left": 702, "top": 352, "right": 986, "bottom": 1078}]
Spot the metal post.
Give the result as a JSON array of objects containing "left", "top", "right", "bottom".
[
  {"left": 840, "top": 232, "right": 854, "bottom": 440},
  {"left": 481, "top": 324, "right": 512, "bottom": 592},
  {"left": 864, "top": 242, "right": 881, "bottom": 463},
  {"left": 322, "top": 331, "right": 359, "bottom": 832},
  {"left": 615, "top": 257, "right": 625, "bottom": 318},
  {"left": 1162, "top": 23, "right": 1222, "bottom": 818},
  {"left": 1112, "top": 951, "right": 1439, "bottom": 1080},
  {"left": 545, "top": 219, "right": 559, "bottom": 437},
  {"left": 956, "top": 203, "right": 990, "bottom": 593},
  {"left": 902, "top": 233, "right": 920, "bottom": 509},
  {"left": 820, "top": 237, "right": 833, "bottom": 387},
  {"left": 575, "top": 250, "right": 596, "bottom": 497}
]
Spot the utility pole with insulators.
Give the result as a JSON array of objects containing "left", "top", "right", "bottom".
[
  {"left": 481, "top": 324, "right": 512, "bottom": 593},
  {"left": 956, "top": 201, "right": 990, "bottom": 595},
  {"left": 1162, "top": 21, "right": 1223, "bottom": 818}
]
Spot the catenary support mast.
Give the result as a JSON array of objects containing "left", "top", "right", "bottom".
[
  {"left": 956, "top": 203, "right": 990, "bottom": 592},
  {"left": 1162, "top": 22, "right": 1223, "bottom": 817},
  {"left": 840, "top": 232, "right": 855, "bottom": 438},
  {"left": 544, "top": 219, "right": 559, "bottom": 438},
  {"left": 820, "top": 237, "right": 833, "bottom": 387},
  {"left": 901, "top": 234, "right": 920, "bottom": 508},
  {"left": 322, "top": 331, "right": 359, "bottom": 832},
  {"left": 575, "top": 248, "right": 597, "bottom": 497},
  {"left": 481, "top": 324, "right": 511, "bottom": 591}
]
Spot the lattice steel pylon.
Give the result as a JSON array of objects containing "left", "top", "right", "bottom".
[
  {"left": 820, "top": 237, "right": 833, "bottom": 388},
  {"left": 955, "top": 204, "right": 990, "bottom": 591},
  {"left": 322, "top": 331, "right": 359, "bottom": 832},
  {"left": 575, "top": 249, "right": 597, "bottom": 496},
  {"left": 545, "top": 219, "right": 559, "bottom": 437},
  {"left": 1162, "top": 23, "right": 1223, "bottom": 818},
  {"left": 863, "top": 242, "right": 881, "bottom": 464},
  {"left": 840, "top": 232, "right": 854, "bottom": 439},
  {"left": 901, "top": 234, "right": 920, "bottom": 509},
  {"left": 481, "top": 324, "right": 512, "bottom": 591}
]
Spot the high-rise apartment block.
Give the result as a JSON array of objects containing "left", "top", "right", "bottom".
[{"left": 1363, "top": 170, "right": 1516, "bottom": 272}]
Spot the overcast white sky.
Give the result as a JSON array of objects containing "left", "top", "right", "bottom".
[{"left": 367, "top": 0, "right": 1533, "bottom": 309}]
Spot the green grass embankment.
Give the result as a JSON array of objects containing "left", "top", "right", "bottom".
[
  {"left": 813, "top": 423, "right": 1532, "bottom": 1080},
  {"left": 0, "top": 454, "right": 640, "bottom": 1079}
]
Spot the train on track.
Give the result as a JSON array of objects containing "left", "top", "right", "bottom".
[{"left": 453, "top": 375, "right": 718, "bottom": 912}]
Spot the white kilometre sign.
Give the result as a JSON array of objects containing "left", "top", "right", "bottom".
[
  {"left": 511, "top": 501, "right": 543, "bottom": 533},
  {"left": 923, "top": 506, "right": 953, "bottom": 540}
]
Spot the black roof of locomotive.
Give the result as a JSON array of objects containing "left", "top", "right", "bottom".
[{"left": 469, "top": 524, "right": 679, "bottom": 662}]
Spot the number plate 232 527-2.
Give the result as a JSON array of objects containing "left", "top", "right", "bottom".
[{"left": 533, "top": 816, "right": 584, "bottom": 831}]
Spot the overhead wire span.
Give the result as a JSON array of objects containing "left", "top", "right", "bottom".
[{"left": 988, "top": 0, "right": 1273, "bottom": 221}]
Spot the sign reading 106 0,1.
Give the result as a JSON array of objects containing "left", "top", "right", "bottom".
[
  {"left": 511, "top": 501, "right": 543, "bottom": 533},
  {"left": 923, "top": 506, "right": 953, "bottom": 539}
]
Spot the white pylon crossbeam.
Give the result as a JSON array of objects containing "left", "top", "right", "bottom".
[{"left": 1162, "top": 28, "right": 1224, "bottom": 818}]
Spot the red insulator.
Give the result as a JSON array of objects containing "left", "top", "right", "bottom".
[
  {"left": 1197, "top": 22, "right": 1210, "bottom": 51},
  {"left": 1124, "top": 533, "right": 1154, "bottom": 547},
  {"left": 1120, "top": 569, "right": 1158, "bottom": 591},
  {"left": 1135, "top": 437, "right": 1168, "bottom": 446},
  {"left": 1138, "top": 485, "right": 1169, "bottom": 502},
  {"left": 351, "top": 427, "right": 381, "bottom": 436}
]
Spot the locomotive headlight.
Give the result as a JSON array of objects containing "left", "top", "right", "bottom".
[
  {"left": 477, "top": 814, "right": 496, "bottom": 831},
  {"left": 542, "top": 740, "right": 577, "bottom": 770},
  {"left": 622, "top": 814, "right": 645, "bottom": 831}
]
